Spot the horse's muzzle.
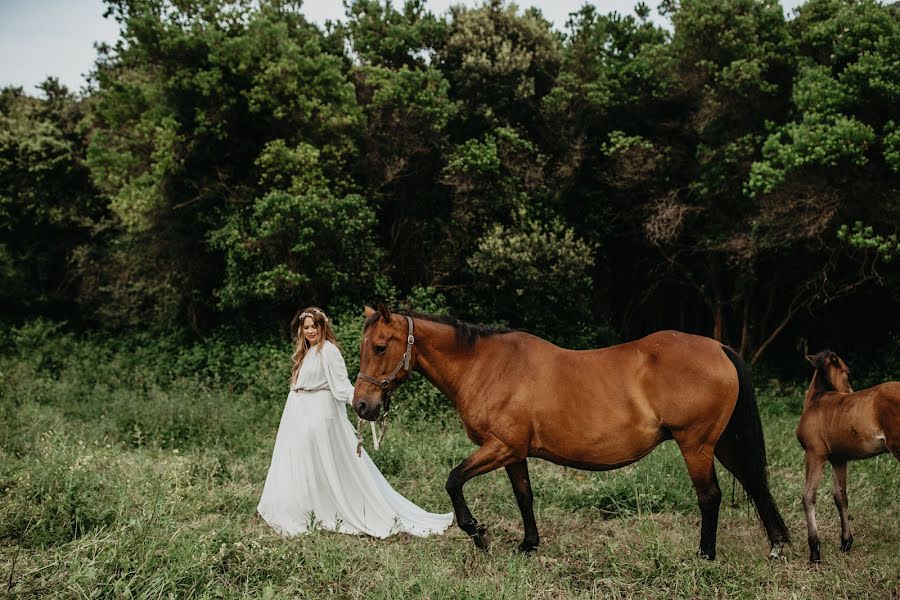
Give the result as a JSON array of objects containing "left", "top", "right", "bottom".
[{"left": 353, "top": 397, "right": 381, "bottom": 421}]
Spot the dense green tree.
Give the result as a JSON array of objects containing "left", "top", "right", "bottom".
[
  {"left": 540, "top": 6, "right": 673, "bottom": 334},
  {"left": 467, "top": 207, "right": 595, "bottom": 345},
  {"left": 741, "top": 0, "right": 900, "bottom": 360},
  {"left": 85, "top": 0, "right": 379, "bottom": 326},
  {"left": 208, "top": 140, "right": 383, "bottom": 312},
  {"left": 351, "top": 64, "right": 456, "bottom": 288},
  {"left": 2, "top": 0, "right": 899, "bottom": 368},
  {"left": 0, "top": 80, "right": 105, "bottom": 318},
  {"left": 344, "top": 0, "right": 447, "bottom": 68},
  {"left": 438, "top": 0, "right": 562, "bottom": 133}
]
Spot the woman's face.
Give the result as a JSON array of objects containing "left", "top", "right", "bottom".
[{"left": 301, "top": 317, "right": 318, "bottom": 344}]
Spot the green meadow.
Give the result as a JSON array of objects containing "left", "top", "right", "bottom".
[{"left": 1, "top": 322, "right": 897, "bottom": 599}]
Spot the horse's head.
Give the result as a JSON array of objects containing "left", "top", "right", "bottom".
[
  {"left": 805, "top": 351, "right": 853, "bottom": 394},
  {"left": 353, "top": 302, "right": 416, "bottom": 421}
]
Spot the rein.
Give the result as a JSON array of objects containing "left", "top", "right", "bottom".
[{"left": 354, "top": 315, "right": 415, "bottom": 455}]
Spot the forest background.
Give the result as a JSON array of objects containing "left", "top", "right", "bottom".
[{"left": 2, "top": 0, "right": 899, "bottom": 370}]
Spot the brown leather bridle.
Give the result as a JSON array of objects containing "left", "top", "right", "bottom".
[{"left": 355, "top": 315, "right": 415, "bottom": 412}]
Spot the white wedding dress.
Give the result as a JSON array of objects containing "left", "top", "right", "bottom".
[{"left": 257, "top": 339, "right": 453, "bottom": 538}]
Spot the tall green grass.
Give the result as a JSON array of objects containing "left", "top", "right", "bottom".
[{"left": 1, "top": 321, "right": 898, "bottom": 598}]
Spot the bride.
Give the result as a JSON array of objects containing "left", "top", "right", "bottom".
[{"left": 257, "top": 306, "right": 453, "bottom": 538}]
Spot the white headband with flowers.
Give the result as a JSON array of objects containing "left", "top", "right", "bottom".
[
  {"left": 299, "top": 309, "right": 327, "bottom": 331},
  {"left": 299, "top": 309, "right": 327, "bottom": 320}
]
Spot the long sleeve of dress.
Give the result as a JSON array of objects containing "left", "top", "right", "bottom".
[{"left": 322, "top": 342, "right": 355, "bottom": 405}]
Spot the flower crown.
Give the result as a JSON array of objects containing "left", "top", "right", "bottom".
[{"left": 299, "top": 308, "right": 327, "bottom": 322}]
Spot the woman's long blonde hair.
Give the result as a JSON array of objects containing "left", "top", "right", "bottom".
[{"left": 290, "top": 306, "right": 339, "bottom": 386}]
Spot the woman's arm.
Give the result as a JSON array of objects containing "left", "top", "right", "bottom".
[{"left": 322, "top": 342, "right": 355, "bottom": 405}]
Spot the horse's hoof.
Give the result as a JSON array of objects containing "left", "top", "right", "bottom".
[
  {"left": 768, "top": 543, "right": 786, "bottom": 561},
  {"left": 808, "top": 540, "right": 821, "bottom": 564},
  {"left": 840, "top": 538, "right": 853, "bottom": 553},
  {"left": 696, "top": 548, "right": 716, "bottom": 561},
  {"left": 471, "top": 523, "right": 490, "bottom": 550},
  {"left": 517, "top": 540, "right": 538, "bottom": 554}
]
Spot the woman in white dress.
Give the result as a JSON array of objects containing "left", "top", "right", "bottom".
[{"left": 257, "top": 306, "right": 453, "bottom": 538}]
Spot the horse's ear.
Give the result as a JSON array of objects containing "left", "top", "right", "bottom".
[
  {"left": 364, "top": 306, "right": 375, "bottom": 319},
  {"left": 804, "top": 354, "right": 816, "bottom": 366},
  {"left": 376, "top": 301, "right": 391, "bottom": 322}
]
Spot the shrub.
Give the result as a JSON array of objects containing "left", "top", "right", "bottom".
[{"left": 467, "top": 209, "right": 597, "bottom": 348}]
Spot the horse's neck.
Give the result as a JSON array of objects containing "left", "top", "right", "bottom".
[
  {"left": 805, "top": 372, "right": 851, "bottom": 411},
  {"left": 804, "top": 373, "right": 827, "bottom": 410},
  {"left": 413, "top": 320, "right": 495, "bottom": 407}
]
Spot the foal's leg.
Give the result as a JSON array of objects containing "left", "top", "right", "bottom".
[
  {"left": 831, "top": 460, "right": 853, "bottom": 552},
  {"left": 505, "top": 460, "right": 539, "bottom": 553},
  {"left": 446, "top": 436, "right": 516, "bottom": 550},
  {"left": 678, "top": 444, "right": 722, "bottom": 560},
  {"left": 801, "top": 451, "right": 827, "bottom": 563}
]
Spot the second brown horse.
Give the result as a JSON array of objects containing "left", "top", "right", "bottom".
[
  {"left": 797, "top": 351, "right": 900, "bottom": 562},
  {"left": 353, "top": 304, "right": 790, "bottom": 559}
]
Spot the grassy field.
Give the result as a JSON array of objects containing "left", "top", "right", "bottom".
[{"left": 1, "top": 325, "right": 898, "bottom": 599}]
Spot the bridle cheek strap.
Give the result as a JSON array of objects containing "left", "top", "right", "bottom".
[
  {"left": 355, "top": 315, "right": 415, "bottom": 391},
  {"left": 354, "top": 315, "right": 414, "bottom": 454}
]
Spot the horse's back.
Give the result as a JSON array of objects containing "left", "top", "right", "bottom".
[
  {"left": 873, "top": 381, "right": 900, "bottom": 401},
  {"left": 801, "top": 387, "right": 899, "bottom": 459},
  {"left": 566, "top": 330, "right": 738, "bottom": 432}
]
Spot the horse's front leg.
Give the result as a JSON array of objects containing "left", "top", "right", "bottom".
[
  {"left": 802, "top": 451, "right": 826, "bottom": 563},
  {"left": 505, "top": 460, "right": 539, "bottom": 553},
  {"left": 446, "top": 436, "right": 517, "bottom": 550},
  {"left": 831, "top": 459, "right": 853, "bottom": 552}
]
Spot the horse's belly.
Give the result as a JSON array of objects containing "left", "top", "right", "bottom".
[
  {"left": 531, "top": 450, "right": 646, "bottom": 471},
  {"left": 531, "top": 429, "right": 665, "bottom": 471},
  {"left": 831, "top": 432, "right": 889, "bottom": 459}
]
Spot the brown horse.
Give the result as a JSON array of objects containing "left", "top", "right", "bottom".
[
  {"left": 797, "top": 351, "right": 900, "bottom": 563},
  {"left": 353, "top": 304, "right": 790, "bottom": 559}
]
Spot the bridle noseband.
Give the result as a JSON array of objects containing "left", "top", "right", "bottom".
[{"left": 356, "top": 315, "right": 415, "bottom": 409}]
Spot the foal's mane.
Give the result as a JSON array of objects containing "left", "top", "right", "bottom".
[
  {"left": 364, "top": 309, "right": 511, "bottom": 346},
  {"left": 809, "top": 350, "right": 838, "bottom": 394}
]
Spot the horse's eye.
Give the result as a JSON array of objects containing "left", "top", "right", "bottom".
[{"left": 374, "top": 345, "right": 387, "bottom": 355}]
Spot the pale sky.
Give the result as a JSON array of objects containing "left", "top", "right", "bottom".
[{"left": 0, "top": 0, "right": 807, "bottom": 95}]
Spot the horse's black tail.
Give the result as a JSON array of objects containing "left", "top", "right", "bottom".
[{"left": 719, "top": 345, "right": 790, "bottom": 545}]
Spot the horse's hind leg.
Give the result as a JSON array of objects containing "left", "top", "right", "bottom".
[
  {"left": 801, "top": 451, "right": 827, "bottom": 563},
  {"left": 715, "top": 435, "right": 789, "bottom": 558},
  {"left": 831, "top": 460, "right": 853, "bottom": 552},
  {"left": 505, "top": 460, "right": 539, "bottom": 553},
  {"left": 445, "top": 436, "right": 517, "bottom": 550},
  {"left": 886, "top": 429, "right": 900, "bottom": 461},
  {"left": 678, "top": 444, "right": 722, "bottom": 560}
]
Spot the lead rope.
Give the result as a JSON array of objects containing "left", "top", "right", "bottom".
[
  {"left": 355, "top": 418, "right": 364, "bottom": 456},
  {"left": 355, "top": 414, "right": 387, "bottom": 456},
  {"left": 376, "top": 407, "right": 389, "bottom": 449}
]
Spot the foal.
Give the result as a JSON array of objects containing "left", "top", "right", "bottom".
[{"left": 797, "top": 351, "right": 900, "bottom": 562}]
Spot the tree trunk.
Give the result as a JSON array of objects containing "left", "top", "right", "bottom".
[{"left": 750, "top": 304, "right": 800, "bottom": 365}]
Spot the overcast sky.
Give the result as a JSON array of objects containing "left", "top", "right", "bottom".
[{"left": 1, "top": 0, "right": 807, "bottom": 95}]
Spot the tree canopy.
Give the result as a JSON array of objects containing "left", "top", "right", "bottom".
[{"left": 2, "top": 0, "right": 899, "bottom": 368}]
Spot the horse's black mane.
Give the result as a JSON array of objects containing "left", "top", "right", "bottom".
[
  {"left": 364, "top": 309, "right": 512, "bottom": 346},
  {"left": 810, "top": 350, "right": 837, "bottom": 393}
]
